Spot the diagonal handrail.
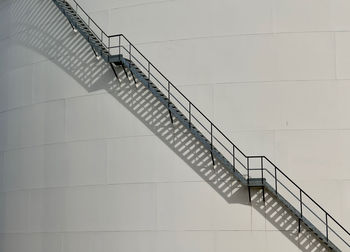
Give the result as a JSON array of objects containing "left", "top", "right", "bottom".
[{"left": 55, "top": 0, "right": 350, "bottom": 250}]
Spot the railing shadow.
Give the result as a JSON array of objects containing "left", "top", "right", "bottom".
[{"left": 7, "top": 0, "right": 331, "bottom": 251}]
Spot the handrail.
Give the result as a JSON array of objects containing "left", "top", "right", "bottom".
[{"left": 56, "top": 0, "right": 350, "bottom": 250}]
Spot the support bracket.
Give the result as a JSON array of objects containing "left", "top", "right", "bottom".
[
  {"left": 121, "top": 64, "right": 129, "bottom": 81},
  {"left": 69, "top": 21, "right": 75, "bottom": 30},
  {"left": 123, "top": 64, "right": 137, "bottom": 85},
  {"left": 65, "top": 16, "right": 76, "bottom": 32},
  {"left": 110, "top": 63, "right": 120, "bottom": 82},
  {"left": 168, "top": 109, "right": 173, "bottom": 124},
  {"left": 91, "top": 45, "right": 97, "bottom": 57},
  {"left": 210, "top": 148, "right": 215, "bottom": 166}
]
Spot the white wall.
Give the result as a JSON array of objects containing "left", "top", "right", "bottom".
[{"left": 0, "top": 0, "right": 349, "bottom": 251}]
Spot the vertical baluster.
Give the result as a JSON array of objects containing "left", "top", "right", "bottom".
[
  {"left": 232, "top": 145, "right": 235, "bottom": 172},
  {"left": 247, "top": 157, "right": 251, "bottom": 202},
  {"left": 168, "top": 82, "right": 171, "bottom": 108},
  {"left": 188, "top": 102, "right": 191, "bottom": 128},
  {"left": 275, "top": 166, "right": 277, "bottom": 194},
  {"left": 108, "top": 37, "right": 110, "bottom": 54},
  {"left": 261, "top": 156, "right": 264, "bottom": 185},
  {"left": 119, "top": 36, "right": 121, "bottom": 55},
  {"left": 298, "top": 189, "right": 303, "bottom": 233},
  {"left": 210, "top": 123, "right": 213, "bottom": 149},
  {"left": 210, "top": 123, "right": 215, "bottom": 166},
  {"left": 148, "top": 61, "right": 150, "bottom": 79},
  {"left": 261, "top": 157, "right": 265, "bottom": 201},
  {"left": 247, "top": 157, "right": 250, "bottom": 184},
  {"left": 167, "top": 82, "right": 173, "bottom": 124},
  {"left": 147, "top": 62, "right": 150, "bottom": 88},
  {"left": 129, "top": 44, "right": 131, "bottom": 67},
  {"left": 326, "top": 213, "right": 329, "bottom": 242},
  {"left": 300, "top": 190, "right": 303, "bottom": 218}
]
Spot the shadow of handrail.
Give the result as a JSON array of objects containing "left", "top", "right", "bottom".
[{"left": 5, "top": 0, "right": 333, "bottom": 251}]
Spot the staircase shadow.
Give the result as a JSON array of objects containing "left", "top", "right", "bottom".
[{"left": 8, "top": 0, "right": 331, "bottom": 251}]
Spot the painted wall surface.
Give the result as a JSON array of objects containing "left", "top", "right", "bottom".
[{"left": 0, "top": 0, "right": 350, "bottom": 251}]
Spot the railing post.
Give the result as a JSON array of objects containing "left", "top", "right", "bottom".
[
  {"left": 247, "top": 157, "right": 250, "bottom": 184},
  {"left": 188, "top": 102, "right": 191, "bottom": 128},
  {"left": 101, "top": 30, "right": 103, "bottom": 42},
  {"left": 300, "top": 190, "right": 303, "bottom": 218},
  {"left": 326, "top": 213, "right": 329, "bottom": 242},
  {"left": 299, "top": 189, "right": 303, "bottom": 233},
  {"left": 147, "top": 61, "right": 151, "bottom": 88},
  {"left": 167, "top": 82, "right": 173, "bottom": 124},
  {"left": 232, "top": 145, "right": 235, "bottom": 172},
  {"left": 129, "top": 44, "right": 131, "bottom": 65},
  {"left": 260, "top": 157, "right": 264, "bottom": 185},
  {"left": 275, "top": 166, "right": 277, "bottom": 194},
  {"left": 168, "top": 82, "right": 170, "bottom": 108},
  {"left": 119, "top": 36, "right": 121, "bottom": 55},
  {"left": 210, "top": 123, "right": 214, "bottom": 166},
  {"left": 247, "top": 157, "right": 251, "bottom": 202},
  {"left": 261, "top": 157, "right": 265, "bottom": 201},
  {"left": 210, "top": 123, "right": 213, "bottom": 150},
  {"left": 108, "top": 37, "right": 110, "bottom": 54}
]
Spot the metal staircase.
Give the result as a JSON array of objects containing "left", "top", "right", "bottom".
[{"left": 52, "top": 0, "right": 350, "bottom": 250}]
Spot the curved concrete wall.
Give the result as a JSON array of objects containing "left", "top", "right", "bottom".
[{"left": 0, "top": 0, "right": 349, "bottom": 251}]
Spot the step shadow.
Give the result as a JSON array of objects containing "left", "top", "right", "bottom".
[{"left": 7, "top": 0, "right": 332, "bottom": 251}]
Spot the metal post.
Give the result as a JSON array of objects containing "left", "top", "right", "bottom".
[
  {"left": 326, "top": 213, "right": 329, "bottom": 241},
  {"left": 247, "top": 157, "right": 251, "bottom": 202},
  {"left": 260, "top": 157, "right": 264, "bottom": 184},
  {"left": 299, "top": 189, "right": 303, "bottom": 233},
  {"left": 129, "top": 44, "right": 131, "bottom": 64},
  {"left": 119, "top": 36, "right": 121, "bottom": 55},
  {"left": 167, "top": 82, "right": 173, "bottom": 124},
  {"left": 261, "top": 157, "right": 265, "bottom": 202},
  {"left": 101, "top": 31, "right": 103, "bottom": 42},
  {"left": 210, "top": 123, "right": 213, "bottom": 148},
  {"left": 232, "top": 145, "right": 235, "bottom": 172},
  {"left": 210, "top": 123, "right": 214, "bottom": 166},
  {"left": 168, "top": 82, "right": 170, "bottom": 107},
  {"left": 108, "top": 37, "right": 110, "bottom": 54},
  {"left": 300, "top": 190, "right": 303, "bottom": 218},
  {"left": 188, "top": 102, "right": 191, "bottom": 128},
  {"left": 275, "top": 166, "right": 277, "bottom": 194},
  {"left": 148, "top": 61, "right": 150, "bottom": 79},
  {"left": 88, "top": 18, "right": 90, "bottom": 27},
  {"left": 247, "top": 158, "right": 250, "bottom": 184}
]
